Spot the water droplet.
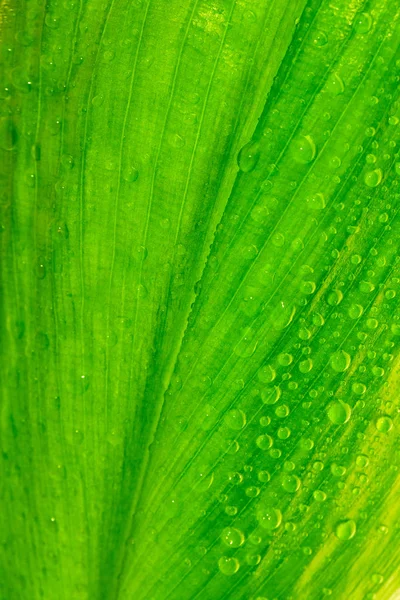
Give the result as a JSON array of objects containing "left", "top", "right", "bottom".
[
  {"left": 365, "top": 168, "right": 382, "bottom": 187},
  {"left": 272, "top": 301, "right": 296, "bottom": 330},
  {"left": 306, "top": 192, "right": 325, "bottom": 210},
  {"left": 354, "top": 12, "right": 372, "bottom": 34},
  {"left": 375, "top": 416, "right": 393, "bottom": 433},
  {"left": 258, "top": 470, "right": 270, "bottom": 483},
  {"left": 313, "top": 490, "right": 327, "bottom": 502},
  {"left": 256, "top": 434, "right": 273, "bottom": 450},
  {"left": 313, "top": 31, "right": 328, "bottom": 46},
  {"left": 292, "top": 135, "right": 316, "bottom": 164},
  {"left": 326, "top": 73, "right": 344, "bottom": 95},
  {"left": 352, "top": 382, "right": 366, "bottom": 395},
  {"left": 237, "top": 141, "right": 260, "bottom": 173},
  {"left": 257, "top": 506, "right": 282, "bottom": 530},
  {"left": 335, "top": 519, "right": 356, "bottom": 540},
  {"left": 221, "top": 527, "right": 244, "bottom": 548},
  {"left": 261, "top": 386, "right": 281, "bottom": 405},
  {"left": 327, "top": 289, "right": 343, "bottom": 306},
  {"left": 348, "top": 304, "right": 363, "bottom": 319},
  {"left": 218, "top": 556, "right": 240, "bottom": 575},
  {"left": 234, "top": 328, "right": 258, "bottom": 358},
  {"left": 282, "top": 474, "right": 300, "bottom": 492},
  {"left": 246, "top": 554, "right": 261, "bottom": 566},
  {"left": 327, "top": 400, "right": 351, "bottom": 425},
  {"left": 224, "top": 409, "right": 246, "bottom": 430},
  {"left": 299, "top": 358, "right": 313, "bottom": 373},
  {"left": 257, "top": 364, "right": 276, "bottom": 383},
  {"left": 278, "top": 353, "right": 292, "bottom": 366},
  {"left": 278, "top": 427, "right": 291, "bottom": 440},
  {"left": 356, "top": 455, "right": 369, "bottom": 468},
  {"left": 275, "top": 404, "right": 289, "bottom": 418},
  {"left": 301, "top": 280, "right": 316, "bottom": 295},
  {"left": 330, "top": 350, "right": 351, "bottom": 372}
]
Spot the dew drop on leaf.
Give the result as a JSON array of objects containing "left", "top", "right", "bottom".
[
  {"left": 282, "top": 474, "right": 300, "bottom": 492},
  {"left": 221, "top": 527, "right": 245, "bottom": 548},
  {"left": 375, "top": 416, "right": 393, "bottom": 433},
  {"left": 261, "top": 386, "right": 281, "bottom": 405},
  {"left": 123, "top": 166, "right": 139, "bottom": 182},
  {"left": 257, "top": 506, "right": 282, "bottom": 530},
  {"left": 353, "top": 12, "right": 372, "bottom": 34},
  {"left": 292, "top": 135, "right": 316, "bottom": 164},
  {"left": 218, "top": 556, "right": 240, "bottom": 575},
  {"left": 327, "top": 400, "right": 351, "bottom": 425},
  {"left": 306, "top": 192, "right": 325, "bottom": 210},
  {"left": 330, "top": 350, "right": 351, "bottom": 372},
  {"left": 313, "top": 31, "right": 328, "bottom": 46},
  {"left": 272, "top": 301, "right": 296, "bottom": 330},
  {"left": 224, "top": 409, "right": 246, "bottom": 430},
  {"left": 335, "top": 519, "right": 356, "bottom": 540},
  {"left": 326, "top": 73, "right": 344, "bottom": 95},
  {"left": 256, "top": 434, "right": 273, "bottom": 450},
  {"left": 237, "top": 141, "right": 260, "bottom": 173},
  {"left": 257, "top": 364, "right": 276, "bottom": 383},
  {"left": 364, "top": 168, "right": 382, "bottom": 187}
]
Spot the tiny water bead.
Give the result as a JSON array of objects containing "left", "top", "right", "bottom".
[
  {"left": 327, "top": 400, "right": 351, "bottom": 425},
  {"left": 278, "top": 352, "right": 293, "bottom": 366},
  {"left": 364, "top": 168, "right": 382, "bottom": 187},
  {"left": 353, "top": 12, "right": 372, "bottom": 34},
  {"left": 218, "top": 556, "right": 240, "bottom": 576},
  {"left": 356, "top": 455, "right": 369, "bottom": 468},
  {"left": 256, "top": 434, "right": 273, "bottom": 450},
  {"left": 224, "top": 409, "right": 246, "bottom": 430},
  {"left": 375, "top": 416, "right": 393, "bottom": 433},
  {"left": 257, "top": 506, "right": 282, "bottom": 530},
  {"left": 349, "top": 303, "right": 363, "bottom": 319},
  {"left": 258, "top": 470, "right": 271, "bottom": 483},
  {"left": 299, "top": 358, "right": 313, "bottom": 373},
  {"left": 237, "top": 141, "right": 260, "bottom": 173},
  {"left": 313, "top": 31, "right": 328, "bottom": 47},
  {"left": 326, "top": 73, "right": 344, "bottom": 95},
  {"left": 292, "top": 135, "right": 316, "bottom": 164},
  {"left": 123, "top": 166, "right": 139, "bottom": 182},
  {"left": 330, "top": 350, "right": 351, "bottom": 372},
  {"left": 261, "top": 386, "right": 281, "bottom": 405},
  {"left": 352, "top": 382, "right": 366, "bottom": 396},
  {"left": 257, "top": 364, "right": 276, "bottom": 383},
  {"left": 221, "top": 527, "right": 245, "bottom": 548},
  {"left": 282, "top": 474, "right": 300, "bottom": 492},
  {"left": 335, "top": 519, "right": 357, "bottom": 540},
  {"left": 306, "top": 192, "right": 325, "bottom": 210},
  {"left": 313, "top": 490, "right": 327, "bottom": 502}
]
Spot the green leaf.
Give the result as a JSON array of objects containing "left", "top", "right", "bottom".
[{"left": 1, "top": 0, "right": 400, "bottom": 599}]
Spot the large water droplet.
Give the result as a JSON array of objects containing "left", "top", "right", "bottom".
[
  {"left": 327, "top": 400, "right": 351, "bottom": 425},
  {"left": 257, "top": 506, "right": 282, "bottom": 530},
  {"left": 292, "top": 135, "right": 316, "bottom": 164},
  {"left": 237, "top": 142, "right": 260, "bottom": 173},
  {"left": 326, "top": 73, "right": 344, "bottom": 95},
  {"left": 375, "top": 416, "right": 393, "bottom": 433},
  {"left": 330, "top": 350, "right": 351, "bottom": 372},
  {"left": 221, "top": 527, "right": 245, "bottom": 548},
  {"left": 335, "top": 519, "right": 356, "bottom": 540},
  {"left": 218, "top": 556, "right": 240, "bottom": 575},
  {"left": 256, "top": 434, "right": 273, "bottom": 450},
  {"left": 224, "top": 409, "right": 246, "bottom": 431},
  {"left": 353, "top": 12, "right": 372, "bottom": 33},
  {"left": 364, "top": 168, "right": 382, "bottom": 187},
  {"left": 306, "top": 192, "right": 325, "bottom": 210}
]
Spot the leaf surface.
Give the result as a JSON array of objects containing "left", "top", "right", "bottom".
[{"left": 1, "top": 0, "right": 400, "bottom": 599}]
